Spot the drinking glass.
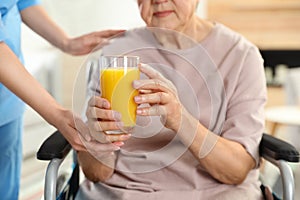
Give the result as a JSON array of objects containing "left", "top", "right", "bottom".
[{"left": 100, "top": 55, "right": 140, "bottom": 134}]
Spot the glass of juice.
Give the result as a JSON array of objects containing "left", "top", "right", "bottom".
[{"left": 100, "top": 55, "right": 140, "bottom": 134}]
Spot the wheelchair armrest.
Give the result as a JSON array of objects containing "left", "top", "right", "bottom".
[
  {"left": 259, "top": 133, "right": 299, "bottom": 163},
  {"left": 37, "top": 130, "right": 72, "bottom": 161}
]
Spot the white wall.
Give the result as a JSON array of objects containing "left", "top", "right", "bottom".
[
  {"left": 41, "top": 0, "right": 207, "bottom": 36},
  {"left": 42, "top": 0, "right": 145, "bottom": 36},
  {"left": 22, "top": 0, "right": 207, "bottom": 50}
]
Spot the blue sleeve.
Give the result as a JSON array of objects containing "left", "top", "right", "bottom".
[
  {"left": 0, "top": 15, "right": 7, "bottom": 42},
  {"left": 17, "top": 0, "right": 41, "bottom": 12}
]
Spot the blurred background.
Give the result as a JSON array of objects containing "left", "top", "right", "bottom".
[{"left": 19, "top": 0, "right": 300, "bottom": 199}]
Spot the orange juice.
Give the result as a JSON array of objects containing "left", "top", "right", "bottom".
[{"left": 101, "top": 67, "right": 140, "bottom": 127}]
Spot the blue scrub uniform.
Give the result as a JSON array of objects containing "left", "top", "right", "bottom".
[{"left": 0, "top": 0, "right": 40, "bottom": 199}]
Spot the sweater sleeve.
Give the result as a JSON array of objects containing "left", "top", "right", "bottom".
[
  {"left": 0, "top": 14, "right": 7, "bottom": 42},
  {"left": 17, "top": 0, "right": 41, "bottom": 12},
  {"left": 221, "top": 45, "right": 267, "bottom": 167}
]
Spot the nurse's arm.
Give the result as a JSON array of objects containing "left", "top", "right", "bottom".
[
  {"left": 19, "top": 5, "right": 125, "bottom": 56},
  {"left": 0, "top": 42, "right": 87, "bottom": 152}
]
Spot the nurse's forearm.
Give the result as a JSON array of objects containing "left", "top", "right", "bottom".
[
  {"left": 0, "top": 42, "right": 63, "bottom": 126},
  {"left": 20, "top": 5, "right": 69, "bottom": 52}
]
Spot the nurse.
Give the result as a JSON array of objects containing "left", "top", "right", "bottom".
[{"left": 0, "top": 0, "right": 124, "bottom": 199}]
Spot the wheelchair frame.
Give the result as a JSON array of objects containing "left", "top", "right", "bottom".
[{"left": 37, "top": 132, "right": 299, "bottom": 200}]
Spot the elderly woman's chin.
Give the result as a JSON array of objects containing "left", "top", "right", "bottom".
[{"left": 146, "top": 15, "right": 181, "bottom": 29}]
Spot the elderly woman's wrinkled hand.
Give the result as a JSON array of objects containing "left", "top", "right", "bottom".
[
  {"left": 133, "top": 64, "right": 183, "bottom": 132},
  {"left": 85, "top": 96, "right": 131, "bottom": 152}
]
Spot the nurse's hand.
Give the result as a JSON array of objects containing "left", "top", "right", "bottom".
[
  {"left": 62, "top": 30, "right": 125, "bottom": 56},
  {"left": 52, "top": 107, "right": 128, "bottom": 158},
  {"left": 133, "top": 64, "right": 183, "bottom": 132},
  {"left": 51, "top": 108, "right": 115, "bottom": 153}
]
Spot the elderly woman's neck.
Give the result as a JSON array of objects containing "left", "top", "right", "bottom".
[{"left": 152, "top": 18, "right": 214, "bottom": 50}]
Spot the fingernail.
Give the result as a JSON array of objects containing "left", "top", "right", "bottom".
[
  {"left": 103, "top": 101, "right": 110, "bottom": 108},
  {"left": 136, "top": 109, "right": 143, "bottom": 115},
  {"left": 134, "top": 96, "right": 142, "bottom": 103},
  {"left": 113, "top": 145, "right": 121, "bottom": 151},
  {"left": 113, "top": 141, "right": 124, "bottom": 147},
  {"left": 133, "top": 80, "right": 141, "bottom": 88},
  {"left": 121, "top": 134, "right": 131, "bottom": 139},
  {"left": 113, "top": 111, "right": 122, "bottom": 121},
  {"left": 102, "top": 38, "right": 109, "bottom": 44},
  {"left": 116, "top": 122, "right": 124, "bottom": 128}
]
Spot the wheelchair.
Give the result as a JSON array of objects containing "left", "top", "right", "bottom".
[{"left": 37, "top": 131, "right": 299, "bottom": 200}]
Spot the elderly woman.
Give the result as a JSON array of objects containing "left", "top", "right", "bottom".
[{"left": 76, "top": 0, "right": 267, "bottom": 199}]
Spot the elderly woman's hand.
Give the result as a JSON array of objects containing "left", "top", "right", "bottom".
[
  {"left": 85, "top": 96, "right": 131, "bottom": 145},
  {"left": 78, "top": 96, "right": 132, "bottom": 182},
  {"left": 133, "top": 64, "right": 183, "bottom": 132}
]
